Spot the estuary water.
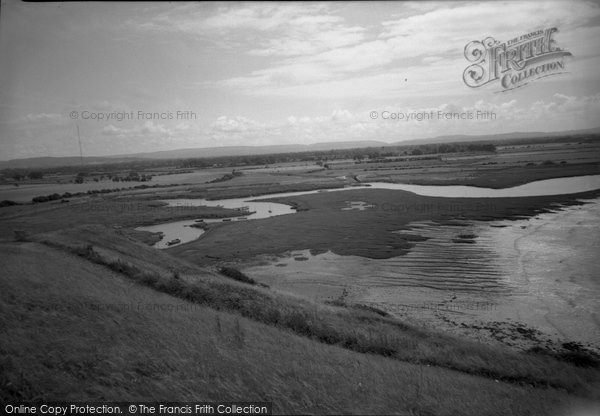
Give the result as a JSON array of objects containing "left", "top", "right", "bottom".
[
  {"left": 242, "top": 198, "right": 600, "bottom": 349},
  {"left": 136, "top": 174, "right": 600, "bottom": 248},
  {"left": 135, "top": 175, "right": 600, "bottom": 348}
]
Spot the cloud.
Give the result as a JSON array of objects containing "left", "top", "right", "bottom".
[
  {"left": 101, "top": 120, "right": 175, "bottom": 138},
  {"left": 132, "top": 3, "right": 365, "bottom": 57},
  {"left": 3, "top": 1, "right": 600, "bottom": 160},
  {"left": 201, "top": 94, "right": 600, "bottom": 147},
  {"left": 531, "top": 93, "right": 600, "bottom": 119},
  {"left": 22, "top": 113, "right": 67, "bottom": 124},
  {"left": 204, "top": 1, "right": 600, "bottom": 98},
  {"left": 211, "top": 116, "right": 267, "bottom": 133},
  {"left": 6, "top": 94, "right": 600, "bottom": 159}
]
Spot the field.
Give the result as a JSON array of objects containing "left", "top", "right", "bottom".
[{"left": 1, "top": 138, "right": 600, "bottom": 414}]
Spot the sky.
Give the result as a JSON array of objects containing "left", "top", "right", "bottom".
[{"left": 1, "top": 0, "right": 599, "bottom": 160}]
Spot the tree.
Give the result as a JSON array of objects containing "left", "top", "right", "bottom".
[{"left": 28, "top": 171, "right": 44, "bottom": 180}]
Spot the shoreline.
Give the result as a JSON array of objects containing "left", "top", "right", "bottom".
[
  {"left": 168, "top": 187, "right": 600, "bottom": 263},
  {"left": 236, "top": 199, "right": 600, "bottom": 354},
  {"left": 360, "top": 162, "right": 600, "bottom": 189}
]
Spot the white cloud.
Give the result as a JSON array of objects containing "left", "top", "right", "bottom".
[
  {"left": 211, "top": 116, "right": 266, "bottom": 133},
  {"left": 22, "top": 113, "right": 67, "bottom": 123},
  {"left": 132, "top": 3, "right": 366, "bottom": 57},
  {"left": 531, "top": 93, "right": 600, "bottom": 120},
  {"left": 3, "top": 2, "right": 600, "bottom": 159},
  {"left": 207, "top": 1, "right": 600, "bottom": 98},
  {"left": 101, "top": 120, "right": 180, "bottom": 139},
  {"left": 200, "top": 94, "right": 600, "bottom": 147}
]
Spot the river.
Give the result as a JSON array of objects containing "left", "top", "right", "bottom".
[
  {"left": 136, "top": 174, "right": 600, "bottom": 248},
  {"left": 136, "top": 174, "right": 600, "bottom": 349}
]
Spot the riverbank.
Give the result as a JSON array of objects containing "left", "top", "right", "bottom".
[
  {"left": 238, "top": 198, "right": 600, "bottom": 354},
  {"left": 164, "top": 185, "right": 600, "bottom": 356},
  {"left": 0, "top": 197, "right": 242, "bottom": 242},
  {"left": 167, "top": 187, "right": 600, "bottom": 264},
  {"left": 360, "top": 161, "right": 600, "bottom": 189}
]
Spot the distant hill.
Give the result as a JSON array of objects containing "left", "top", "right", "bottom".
[
  {"left": 1, "top": 128, "right": 598, "bottom": 170},
  {"left": 0, "top": 141, "right": 387, "bottom": 169},
  {"left": 394, "top": 127, "right": 600, "bottom": 146},
  {"left": 122, "top": 141, "right": 387, "bottom": 160},
  {"left": 0, "top": 156, "right": 144, "bottom": 170}
]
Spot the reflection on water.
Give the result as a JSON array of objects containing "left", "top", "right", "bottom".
[
  {"left": 137, "top": 219, "right": 207, "bottom": 249},
  {"left": 163, "top": 197, "right": 295, "bottom": 219},
  {"left": 361, "top": 174, "right": 600, "bottom": 197},
  {"left": 136, "top": 197, "right": 296, "bottom": 248}
]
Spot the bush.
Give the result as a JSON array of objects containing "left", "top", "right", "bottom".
[
  {"left": 27, "top": 171, "right": 43, "bottom": 179},
  {"left": 14, "top": 230, "right": 30, "bottom": 242},
  {"left": 32, "top": 196, "right": 49, "bottom": 203},
  {"left": 0, "top": 200, "right": 20, "bottom": 208},
  {"left": 282, "top": 311, "right": 312, "bottom": 335},
  {"left": 557, "top": 342, "right": 599, "bottom": 367},
  {"left": 218, "top": 267, "right": 256, "bottom": 285},
  {"left": 558, "top": 351, "right": 599, "bottom": 367},
  {"left": 209, "top": 170, "right": 244, "bottom": 184}
]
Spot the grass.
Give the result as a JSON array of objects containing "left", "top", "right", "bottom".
[
  {"left": 2, "top": 241, "right": 599, "bottom": 415},
  {"left": 31, "top": 227, "right": 600, "bottom": 398},
  {"left": 2, "top": 154, "right": 600, "bottom": 413},
  {"left": 0, "top": 196, "right": 242, "bottom": 241},
  {"left": 169, "top": 187, "right": 600, "bottom": 263}
]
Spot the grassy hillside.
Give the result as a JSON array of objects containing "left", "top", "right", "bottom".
[{"left": 2, "top": 222, "right": 600, "bottom": 414}]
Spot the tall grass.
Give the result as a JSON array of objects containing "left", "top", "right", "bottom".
[
  {"left": 43, "top": 239, "right": 600, "bottom": 397},
  {"left": 218, "top": 266, "right": 257, "bottom": 285},
  {"left": 5, "top": 242, "right": 589, "bottom": 415}
]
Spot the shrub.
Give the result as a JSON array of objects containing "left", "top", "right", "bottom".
[
  {"left": 27, "top": 171, "right": 43, "bottom": 179},
  {"left": 282, "top": 311, "right": 312, "bottom": 335},
  {"left": 14, "top": 230, "right": 30, "bottom": 242},
  {"left": 218, "top": 267, "right": 256, "bottom": 285},
  {"left": 32, "top": 196, "right": 49, "bottom": 203}
]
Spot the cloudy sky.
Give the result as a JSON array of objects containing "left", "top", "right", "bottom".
[{"left": 1, "top": 1, "right": 599, "bottom": 159}]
